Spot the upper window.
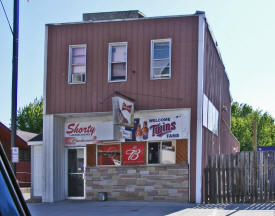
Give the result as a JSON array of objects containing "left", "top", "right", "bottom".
[
  {"left": 68, "top": 45, "right": 86, "bottom": 84},
  {"left": 108, "top": 42, "right": 127, "bottom": 82},
  {"left": 19, "top": 149, "right": 30, "bottom": 161},
  {"left": 151, "top": 39, "right": 171, "bottom": 79}
]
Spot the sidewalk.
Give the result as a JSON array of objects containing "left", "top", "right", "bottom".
[{"left": 28, "top": 201, "right": 275, "bottom": 216}]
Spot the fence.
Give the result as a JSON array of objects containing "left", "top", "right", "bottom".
[{"left": 204, "top": 151, "right": 275, "bottom": 203}]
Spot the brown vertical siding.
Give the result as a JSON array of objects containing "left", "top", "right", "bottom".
[
  {"left": 202, "top": 26, "right": 240, "bottom": 201},
  {"left": 202, "top": 26, "right": 236, "bottom": 167},
  {"left": 46, "top": 17, "right": 199, "bottom": 114},
  {"left": 46, "top": 16, "right": 199, "bottom": 202},
  {"left": 176, "top": 139, "right": 188, "bottom": 163},
  {"left": 86, "top": 144, "right": 97, "bottom": 167}
]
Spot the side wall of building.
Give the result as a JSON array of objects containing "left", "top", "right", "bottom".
[{"left": 202, "top": 26, "right": 239, "bottom": 168}]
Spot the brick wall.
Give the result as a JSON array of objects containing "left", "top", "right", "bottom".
[{"left": 86, "top": 163, "right": 189, "bottom": 201}]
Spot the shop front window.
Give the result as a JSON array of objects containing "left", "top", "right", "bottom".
[
  {"left": 97, "top": 144, "right": 121, "bottom": 166},
  {"left": 161, "top": 141, "right": 176, "bottom": 164},
  {"left": 148, "top": 141, "right": 176, "bottom": 164},
  {"left": 148, "top": 142, "right": 160, "bottom": 164}
]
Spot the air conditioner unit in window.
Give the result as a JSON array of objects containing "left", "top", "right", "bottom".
[{"left": 72, "top": 73, "right": 85, "bottom": 83}]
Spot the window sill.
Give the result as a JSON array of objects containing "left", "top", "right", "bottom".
[
  {"left": 150, "top": 76, "right": 171, "bottom": 80},
  {"left": 108, "top": 79, "right": 127, "bottom": 83},
  {"left": 68, "top": 82, "right": 86, "bottom": 85},
  {"left": 93, "top": 163, "right": 181, "bottom": 168}
]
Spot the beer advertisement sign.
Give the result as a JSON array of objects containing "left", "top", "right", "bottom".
[
  {"left": 122, "top": 114, "right": 188, "bottom": 142},
  {"left": 112, "top": 96, "right": 134, "bottom": 128},
  {"left": 98, "top": 144, "right": 121, "bottom": 166},
  {"left": 122, "top": 143, "right": 145, "bottom": 165},
  {"left": 64, "top": 121, "right": 113, "bottom": 146}
]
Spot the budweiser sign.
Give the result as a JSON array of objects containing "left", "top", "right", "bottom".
[
  {"left": 64, "top": 121, "right": 114, "bottom": 146},
  {"left": 122, "top": 102, "right": 132, "bottom": 113},
  {"left": 122, "top": 143, "right": 144, "bottom": 165},
  {"left": 112, "top": 96, "right": 134, "bottom": 128}
]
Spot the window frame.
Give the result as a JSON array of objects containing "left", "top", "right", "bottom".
[
  {"left": 19, "top": 149, "right": 30, "bottom": 161},
  {"left": 147, "top": 140, "right": 176, "bottom": 165},
  {"left": 150, "top": 38, "right": 172, "bottom": 80},
  {"left": 68, "top": 44, "right": 87, "bottom": 84},
  {"left": 108, "top": 42, "right": 128, "bottom": 83},
  {"left": 96, "top": 143, "right": 121, "bottom": 167}
]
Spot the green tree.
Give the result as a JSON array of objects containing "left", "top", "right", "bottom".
[
  {"left": 231, "top": 102, "right": 275, "bottom": 151},
  {"left": 17, "top": 97, "right": 43, "bottom": 134}
]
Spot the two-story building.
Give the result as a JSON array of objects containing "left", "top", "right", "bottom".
[{"left": 42, "top": 10, "right": 239, "bottom": 203}]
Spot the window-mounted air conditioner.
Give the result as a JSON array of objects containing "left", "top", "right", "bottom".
[{"left": 72, "top": 73, "right": 85, "bottom": 83}]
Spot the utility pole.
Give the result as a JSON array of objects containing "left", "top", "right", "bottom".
[
  {"left": 253, "top": 120, "right": 257, "bottom": 152},
  {"left": 11, "top": 0, "right": 19, "bottom": 174}
]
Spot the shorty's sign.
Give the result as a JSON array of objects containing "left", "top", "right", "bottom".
[
  {"left": 112, "top": 96, "right": 134, "bottom": 128},
  {"left": 122, "top": 143, "right": 144, "bottom": 165},
  {"left": 122, "top": 115, "right": 187, "bottom": 142},
  {"left": 64, "top": 121, "right": 113, "bottom": 146}
]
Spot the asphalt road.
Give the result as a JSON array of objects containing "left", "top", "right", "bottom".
[{"left": 28, "top": 201, "right": 275, "bottom": 216}]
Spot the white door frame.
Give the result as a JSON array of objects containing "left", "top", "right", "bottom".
[{"left": 65, "top": 146, "right": 86, "bottom": 200}]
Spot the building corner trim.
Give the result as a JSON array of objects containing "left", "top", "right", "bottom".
[
  {"left": 43, "top": 26, "right": 48, "bottom": 115},
  {"left": 195, "top": 14, "right": 205, "bottom": 203}
]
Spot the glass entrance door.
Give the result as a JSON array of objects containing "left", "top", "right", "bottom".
[{"left": 67, "top": 148, "right": 85, "bottom": 198}]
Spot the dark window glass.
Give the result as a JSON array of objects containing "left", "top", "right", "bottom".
[
  {"left": 148, "top": 142, "right": 160, "bottom": 164},
  {"left": 19, "top": 149, "right": 30, "bottom": 161}
]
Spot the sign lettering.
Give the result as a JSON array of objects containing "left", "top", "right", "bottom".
[{"left": 123, "top": 143, "right": 144, "bottom": 165}]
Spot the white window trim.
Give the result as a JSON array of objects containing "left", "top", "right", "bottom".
[
  {"left": 150, "top": 38, "right": 172, "bottom": 80},
  {"left": 108, "top": 42, "right": 128, "bottom": 83},
  {"left": 147, "top": 140, "right": 176, "bottom": 165},
  {"left": 68, "top": 44, "right": 87, "bottom": 84}
]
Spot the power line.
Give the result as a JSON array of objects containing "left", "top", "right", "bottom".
[{"left": 0, "top": 0, "right": 13, "bottom": 35}]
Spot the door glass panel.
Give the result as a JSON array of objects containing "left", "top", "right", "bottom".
[
  {"left": 68, "top": 148, "right": 84, "bottom": 197},
  {"left": 68, "top": 174, "right": 84, "bottom": 197}
]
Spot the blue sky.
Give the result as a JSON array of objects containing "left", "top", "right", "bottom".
[{"left": 1, "top": 0, "right": 275, "bottom": 126}]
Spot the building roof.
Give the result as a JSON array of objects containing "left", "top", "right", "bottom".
[
  {"left": 83, "top": 10, "right": 145, "bottom": 21},
  {"left": 0, "top": 122, "right": 36, "bottom": 149},
  {"left": 29, "top": 133, "right": 43, "bottom": 142},
  {"left": 46, "top": 11, "right": 201, "bottom": 26},
  {"left": 16, "top": 130, "right": 37, "bottom": 142}
]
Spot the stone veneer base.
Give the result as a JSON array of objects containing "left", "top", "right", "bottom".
[{"left": 86, "top": 163, "right": 189, "bottom": 202}]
